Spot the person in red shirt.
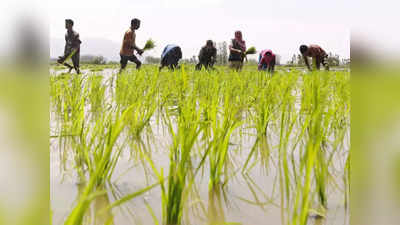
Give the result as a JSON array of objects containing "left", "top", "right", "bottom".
[
  {"left": 300, "top": 44, "right": 329, "bottom": 71},
  {"left": 119, "top": 18, "right": 144, "bottom": 73},
  {"left": 258, "top": 49, "right": 276, "bottom": 73}
]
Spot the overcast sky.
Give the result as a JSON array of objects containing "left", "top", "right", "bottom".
[
  {"left": 3, "top": 0, "right": 400, "bottom": 63},
  {"left": 47, "top": 0, "right": 352, "bottom": 62}
]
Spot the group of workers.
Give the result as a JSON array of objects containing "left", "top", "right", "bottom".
[{"left": 58, "top": 18, "right": 330, "bottom": 74}]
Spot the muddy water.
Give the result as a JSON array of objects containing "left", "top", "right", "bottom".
[{"left": 50, "top": 68, "right": 349, "bottom": 225}]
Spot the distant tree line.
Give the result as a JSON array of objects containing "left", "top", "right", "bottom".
[
  {"left": 216, "top": 41, "right": 228, "bottom": 65},
  {"left": 145, "top": 56, "right": 161, "bottom": 64},
  {"left": 80, "top": 55, "right": 107, "bottom": 64},
  {"left": 50, "top": 49, "right": 348, "bottom": 67},
  {"left": 50, "top": 55, "right": 108, "bottom": 64}
]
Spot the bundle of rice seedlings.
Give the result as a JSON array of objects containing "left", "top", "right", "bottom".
[
  {"left": 143, "top": 39, "right": 156, "bottom": 51},
  {"left": 245, "top": 46, "right": 257, "bottom": 55}
]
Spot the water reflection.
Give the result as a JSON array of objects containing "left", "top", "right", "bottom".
[{"left": 207, "top": 185, "right": 227, "bottom": 225}]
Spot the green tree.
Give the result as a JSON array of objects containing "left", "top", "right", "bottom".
[
  {"left": 145, "top": 56, "right": 161, "bottom": 64},
  {"left": 327, "top": 52, "right": 340, "bottom": 66},
  {"left": 297, "top": 54, "right": 305, "bottom": 65},
  {"left": 216, "top": 41, "right": 228, "bottom": 65}
]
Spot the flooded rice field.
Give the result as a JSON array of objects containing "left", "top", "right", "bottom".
[{"left": 50, "top": 65, "right": 350, "bottom": 225}]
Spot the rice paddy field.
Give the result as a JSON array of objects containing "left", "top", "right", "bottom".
[{"left": 50, "top": 65, "right": 350, "bottom": 225}]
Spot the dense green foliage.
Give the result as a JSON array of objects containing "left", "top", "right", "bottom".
[{"left": 50, "top": 65, "right": 350, "bottom": 225}]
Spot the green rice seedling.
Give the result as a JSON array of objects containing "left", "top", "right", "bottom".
[
  {"left": 114, "top": 69, "right": 159, "bottom": 110},
  {"left": 344, "top": 154, "right": 350, "bottom": 211},
  {"left": 86, "top": 74, "right": 106, "bottom": 114},
  {"left": 89, "top": 66, "right": 105, "bottom": 72},
  {"left": 50, "top": 64, "right": 350, "bottom": 225},
  {"left": 207, "top": 80, "right": 244, "bottom": 190},
  {"left": 287, "top": 71, "right": 350, "bottom": 225},
  {"left": 243, "top": 71, "right": 280, "bottom": 172},
  {"left": 160, "top": 72, "right": 205, "bottom": 225},
  {"left": 276, "top": 72, "right": 301, "bottom": 225},
  {"left": 207, "top": 184, "right": 227, "bottom": 225},
  {"left": 245, "top": 46, "right": 257, "bottom": 55},
  {"left": 143, "top": 39, "right": 156, "bottom": 51},
  {"left": 63, "top": 104, "right": 137, "bottom": 225},
  {"left": 50, "top": 74, "right": 88, "bottom": 173}
]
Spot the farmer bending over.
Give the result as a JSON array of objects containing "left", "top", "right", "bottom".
[
  {"left": 195, "top": 40, "right": 217, "bottom": 70},
  {"left": 258, "top": 49, "right": 276, "bottom": 73},
  {"left": 119, "top": 18, "right": 144, "bottom": 73},
  {"left": 228, "top": 31, "right": 246, "bottom": 71},
  {"left": 299, "top": 44, "right": 329, "bottom": 71},
  {"left": 57, "top": 19, "right": 81, "bottom": 74},
  {"left": 159, "top": 44, "right": 182, "bottom": 71}
]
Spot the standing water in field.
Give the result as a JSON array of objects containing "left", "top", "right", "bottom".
[{"left": 50, "top": 65, "right": 350, "bottom": 225}]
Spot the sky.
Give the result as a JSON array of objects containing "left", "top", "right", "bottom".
[
  {"left": 46, "top": 0, "right": 353, "bottom": 63},
  {"left": 2, "top": 0, "right": 400, "bottom": 63}
]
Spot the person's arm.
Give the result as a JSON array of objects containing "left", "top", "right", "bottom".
[
  {"left": 258, "top": 56, "right": 265, "bottom": 70},
  {"left": 63, "top": 34, "right": 68, "bottom": 54},
  {"left": 303, "top": 55, "right": 311, "bottom": 71},
  {"left": 198, "top": 48, "right": 204, "bottom": 61},
  {"left": 229, "top": 40, "right": 242, "bottom": 54},
  {"left": 131, "top": 32, "right": 143, "bottom": 55},
  {"left": 177, "top": 47, "right": 182, "bottom": 59},
  {"left": 211, "top": 48, "right": 217, "bottom": 64},
  {"left": 229, "top": 45, "right": 242, "bottom": 54}
]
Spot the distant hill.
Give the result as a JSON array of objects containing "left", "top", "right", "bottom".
[{"left": 50, "top": 37, "right": 121, "bottom": 62}]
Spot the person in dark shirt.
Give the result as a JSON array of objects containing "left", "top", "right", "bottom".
[
  {"left": 159, "top": 44, "right": 182, "bottom": 71},
  {"left": 299, "top": 44, "right": 329, "bottom": 71},
  {"left": 57, "top": 19, "right": 81, "bottom": 74},
  {"left": 228, "top": 31, "right": 246, "bottom": 71},
  {"left": 195, "top": 40, "right": 217, "bottom": 70}
]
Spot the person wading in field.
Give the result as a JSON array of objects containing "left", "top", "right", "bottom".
[
  {"left": 57, "top": 19, "right": 81, "bottom": 74},
  {"left": 299, "top": 44, "right": 329, "bottom": 71},
  {"left": 228, "top": 31, "right": 246, "bottom": 71},
  {"left": 119, "top": 18, "right": 144, "bottom": 73},
  {"left": 258, "top": 49, "right": 276, "bottom": 73},
  {"left": 195, "top": 40, "right": 217, "bottom": 70},
  {"left": 159, "top": 44, "right": 182, "bottom": 71}
]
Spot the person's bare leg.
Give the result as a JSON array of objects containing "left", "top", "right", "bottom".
[
  {"left": 119, "top": 58, "right": 127, "bottom": 73},
  {"left": 132, "top": 57, "right": 142, "bottom": 70},
  {"left": 238, "top": 62, "right": 243, "bottom": 71},
  {"left": 195, "top": 63, "right": 202, "bottom": 70},
  {"left": 322, "top": 57, "right": 329, "bottom": 70},
  {"left": 63, "top": 63, "right": 73, "bottom": 73},
  {"left": 270, "top": 62, "right": 275, "bottom": 74},
  {"left": 204, "top": 62, "right": 209, "bottom": 70},
  {"left": 72, "top": 56, "right": 80, "bottom": 74},
  {"left": 316, "top": 57, "right": 321, "bottom": 70}
]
